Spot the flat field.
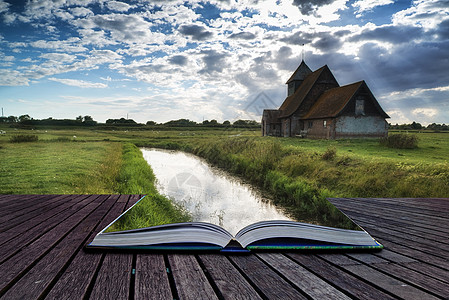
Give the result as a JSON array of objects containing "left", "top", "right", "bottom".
[{"left": 0, "top": 125, "right": 447, "bottom": 199}]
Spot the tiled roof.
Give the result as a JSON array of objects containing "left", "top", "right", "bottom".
[
  {"left": 303, "top": 81, "right": 390, "bottom": 119},
  {"left": 303, "top": 81, "right": 363, "bottom": 119},
  {"left": 262, "top": 109, "right": 281, "bottom": 123},
  {"left": 285, "top": 60, "right": 312, "bottom": 84},
  {"left": 279, "top": 65, "right": 327, "bottom": 118}
]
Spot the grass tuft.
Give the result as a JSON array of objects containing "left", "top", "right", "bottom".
[
  {"left": 321, "top": 146, "right": 337, "bottom": 160},
  {"left": 380, "top": 133, "right": 418, "bottom": 149},
  {"left": 10, "top": 134, "right": 38, "bottom": 143}
]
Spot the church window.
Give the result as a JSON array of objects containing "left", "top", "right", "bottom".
[
  {"left": 355, "top": 98, "right": 365, "bottom": 116},
  {"left": 323, "top": 120, "right": 327, "bottom": 128}
]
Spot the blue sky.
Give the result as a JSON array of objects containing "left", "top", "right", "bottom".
[{"left": 0, "top": 0, "right": 448, "bottom": 125}]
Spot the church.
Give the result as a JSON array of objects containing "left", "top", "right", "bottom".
[{"left": 262, "top": 61, "right": 389, "bottom": 139}]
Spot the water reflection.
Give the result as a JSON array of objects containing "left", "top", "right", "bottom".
[{"left": 140, "top": 148, "right": 292, "bottom": 235}]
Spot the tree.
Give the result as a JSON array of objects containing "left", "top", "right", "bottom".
[
  {"left": 18, "top": 114, "right": 31, "bottom": 122},
  {"left": 223, "top": 120, "right": 230, "bottom": 125},
  {"left": 410, "top": 121, "right": 422, "bottom": 130},
  {"left": 7, "top": 116, "right": 17, "bottom": 123},
  {"left": 146, "top": 120, "right": 157, "bottom": 126},
  {"left": 76, "top": 116, "right": 83, "bottom": 122},
  {"left": 83, "top": 115, "right": 93, "bottom": 122}
]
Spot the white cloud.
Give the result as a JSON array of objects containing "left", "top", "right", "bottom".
[
  {"left": 353, "top": 0, "right": 394, "bottom": 16},
  {"left": 69, "top": 7, "right": 93, "bottom": 18},
  {"left": 30, "top": 38, "right": 87, "bottom": 53},
  {"left": 40, "top": 53, "right": 76, "bottom": 63},
  {"left": 106, "top": 1, "right": 132, "bottom": 12},
  {"left": 412, "top": 108, "right": 438, "bottom": 118},
  {"left": 0, "top": 0, "right": 10, "bottom": 14},
  {"left": 0, "top": 69, "right": 30, "bottom": 86},
  {"left": 392, "top": 0, "right": 449, "bottom": 29},
  {"left": 48, "top": 77, "right": 108, "bottom": 88}
]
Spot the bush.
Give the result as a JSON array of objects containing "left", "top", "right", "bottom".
[
  {"left": 321, "top": 146, "right": 337, "bottom": 160},
  {"left": 380, "top": 133, "right": 418, "bottom": 149},
  {"left": 10, "top": 134, "right": 38, "bottom": 143}
]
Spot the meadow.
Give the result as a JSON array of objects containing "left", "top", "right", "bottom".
[{"left": 1, "top": 125, "right": 447, "bottom": 229}]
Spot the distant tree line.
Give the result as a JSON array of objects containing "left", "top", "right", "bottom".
[
  {"left": 0, "top": 115, "right": 97, "bottom": 126},
  {"left": 389, "top": 122, "right": 448, "bottom": 131},
  {"left": 0, "top": 115, "right": 261, "bottom": 129}
]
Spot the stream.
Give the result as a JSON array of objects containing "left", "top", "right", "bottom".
[{"left": 140, "top": 148, "right": 292, "bottom": 235}]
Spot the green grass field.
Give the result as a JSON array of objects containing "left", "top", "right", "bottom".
[{"left": 1, "top": 125, "right": 447, "bottom": 229}]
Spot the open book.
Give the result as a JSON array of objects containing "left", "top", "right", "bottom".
[{"left": 87, "top": 196, "right": 383, "bottom": 252}]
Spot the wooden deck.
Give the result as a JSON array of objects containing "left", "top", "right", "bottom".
[{"left": 0, "top": 195, "right": 448, "bottom": 299}]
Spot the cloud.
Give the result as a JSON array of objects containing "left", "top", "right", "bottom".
[
  {"left": 106, "top": 1, "right": 132, "bottom": 12},
  {"left": 48, "top": 78, "right": 108, "bottom": 88},
  {"left": 350, "top": 25, "right": 424, "bottom": 44},
  {"left": 228, "top": 32, "right": 256, "bottom": 40},
  {"left": 291, "top": 0, "right": 336, "bottom": 16},
  {"left": 69, "top": 7, "right": 93, "bottom": 18},
  {"left": 280, "top": 31, "right": 313, "bottom": 45},
  {"left": 311, "top": 32, "right": 342, "bottom": 50},
  {"left": 168, "top": 55, "right": 188, "bottom": 66},
  {"left": 30, "top": 38, "right": 87, "bottom": 53},
  {"left": 0, "top": 0, "right": 10, "bottom": 14},
  {"left": 352, "top": 0, "right": 394, "bottom": 16},
  {"left": 412, "top": 108, "right": 438, "bottom": 118},
  {"left": 77, "top": 13, "right": 167, "bottom": 45},
  {"left": 0, "top": 69, "right": 29, "bottom": 86},
  {"left": 178, "top": 24, "right": 213, "bottom": 41},
  {"left": 39, "top": 53, "right": 76, "bottom": 63},
  {"left": 199, "top": 50, "right": 227, "bottom": 74}
]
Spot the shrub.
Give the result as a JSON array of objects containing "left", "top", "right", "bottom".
[
  {"left": 10, "top": 134, "right": 38, "bottom": 143},
  {"left": 321, "top": 146, "right": 337, "bottom": 160},
  {"left": 380, "top": 133, "right": 418, "bottom": 149}
]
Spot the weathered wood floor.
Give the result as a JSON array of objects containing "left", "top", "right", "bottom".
[{"left": 0, "top": 195, "right": 448, "bottom": 299}]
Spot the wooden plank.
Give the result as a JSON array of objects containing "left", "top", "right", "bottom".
[
  {"left": 317, "top": 254, "right": 441, "bottom": 300},
  {"left": 0, "top": 195, "right": 80, "bottom": 232},
  {"left": 257, "top": 253, "right": 351, "bottom": 299},
  {"left": 0, "top": 195, "right": 45, "bottom": 211},
  {"left": 342, "top": 264, "right": 440, "bottom": 300},
  {"left": 373, "top": 239, "right": 449, "bottom": 271},
  {"left": 338, "top": 209, "right": 449, "bottom": 243},
  {"left": 229, "top": 254, "right": 307, "bottom": 299},
  {"left": 287, "top": 253, "right": 396, "bottom": 300},
  {"left": 168, "top": 254, "right": 218, "bottom": 300},
  {"left": 0, "top": 195, "right": 63, "bottom": 216},
  {"left": 0, "top": 195, "right": 114, "bottom": 299},
  {"left": 348, "top": 250, "right": 415, "bottom": 264},
  {"left": 89, "top": 253, "right": 133, "bottom": 300},
  {"left": 85, "top": 195, "right": 134, "bottom": 300},
  {"left": 125, "top": 194, "right": 143, "bottom": 210},
  {"left": 0, "top": 196, "right": 104, "bottom": 294},
  {"left": 0, "top": 195, "right": 63, "bottom": 222},
  {"left": 46, "top": 196, "right": 128, "bottom": 300},
  {"left": 360, "top": 225, "right": 449, "bottom": 259},
  {"left": 198, "top": 254, "right": 262, "bottom": 300},
  {"left": 374, "top": 263, "right": 449, "bottom": 298},
  {"left": 319, "top": 253, "right": 391, "bottom": 266},
  {"left": 330, "top": 197, "right": 449, "bottom": 221},
  {"left": 135, "top": 254, "right": 173, "bottom": 300},
  {"left": 0, "top": 194, "right": 92, "bottom": 251},
  {"left": 331, "top": 199, "right": 449, "bottom": 233},
  {"left": 354, "top": 198, "right": 449, "bottom": 213},
  {"left": 398, "top": 261, "right": 449, "bottom": 285}
]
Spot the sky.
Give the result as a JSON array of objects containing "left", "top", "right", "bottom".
[{"left": 0, "top": 0, "right": 448, "bottom": 125}]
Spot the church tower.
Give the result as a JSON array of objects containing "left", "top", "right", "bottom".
[{"left": 285, "top": 60, "right": 312, "bottom": 96}]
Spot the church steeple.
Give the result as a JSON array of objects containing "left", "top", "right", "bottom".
[{"left": 286, "top": 60, "right": 312, "bottom": 96}]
